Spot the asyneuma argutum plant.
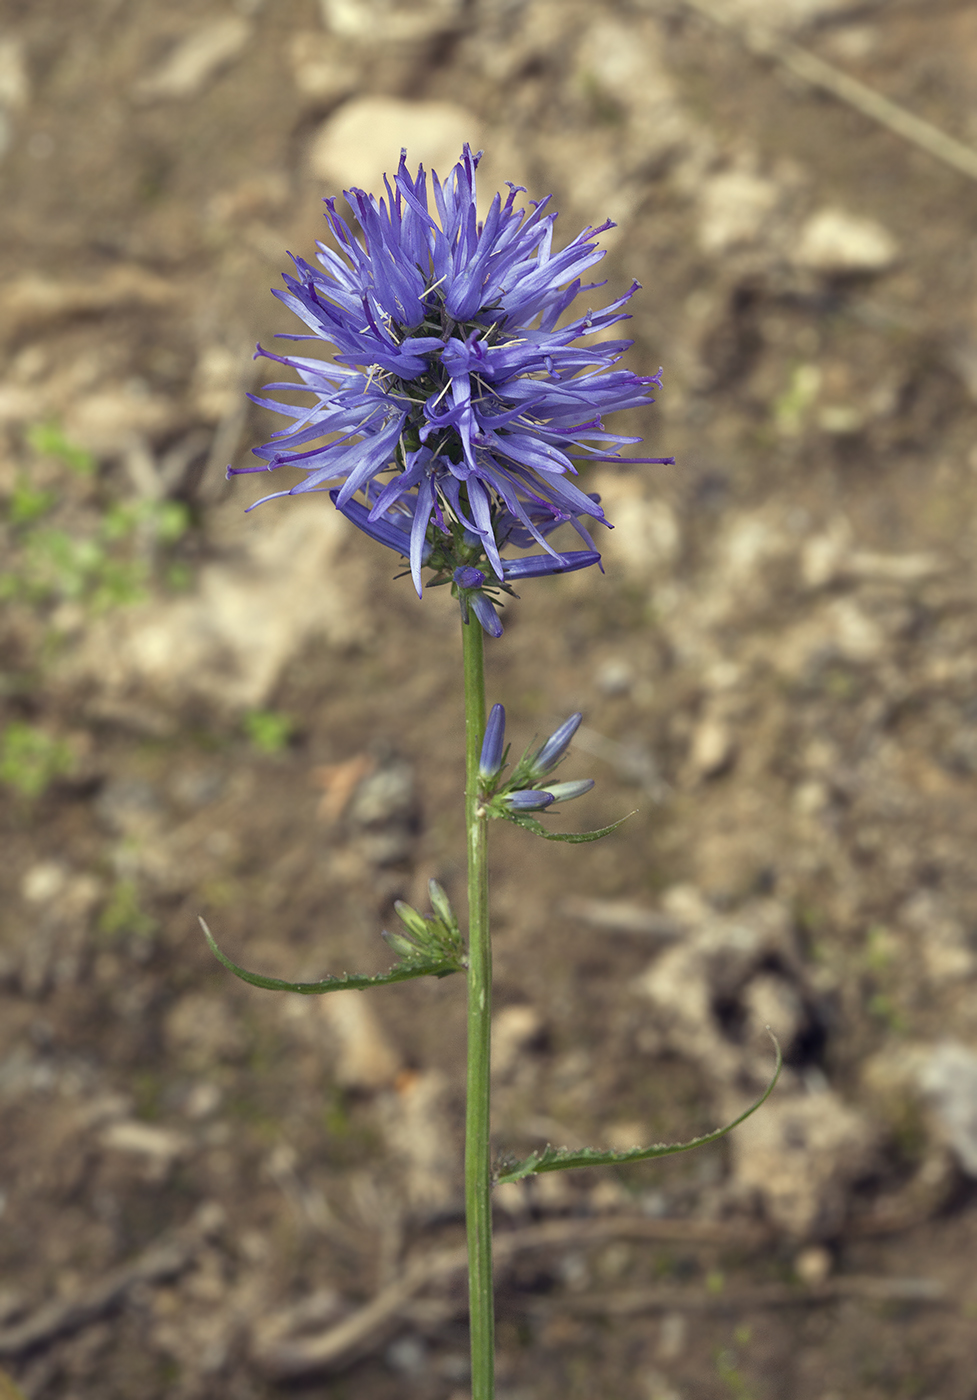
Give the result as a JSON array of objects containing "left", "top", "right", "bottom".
[{"left": 203, "top": 146, "right": 779, "bottom": 1400}]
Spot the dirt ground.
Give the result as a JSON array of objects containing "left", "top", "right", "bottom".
[{"left": 2, "top": 1, "right": 977, "bottom": 1397}]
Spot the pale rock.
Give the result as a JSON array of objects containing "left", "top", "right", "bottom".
[
  {"left": 132, "top": 18, "right": 253, "bottom": 102},
  {"left": 319, "top": 0, "right": 464, "bottom": 42},
  {"left": 688, "top": 713, "right": 736, "bottom": 779},
  {"left": 0, "top": 39, "right": 30, "bottom": 112},
  {"left": 493, "top": 1180, "right": 530, "bottom": 1216},
  {"left": 901, "top": 891, "right": 976, "bottom": 986},
  {"left": 594, "top": 657, "right": 635, "bottom": 697},
  {"left": 716, "top": 510, "right": 793, "bottom": 591},
  {"left": 165, "top": 993, "right": 246, "bottom": 1065},
  {"left": 61, "top": 504, "right": 371, "bottom": 711},
  {"left": 309, "top": 97, "right": 479, "bottom": 194},
  {"left": 492, "top": 1004, "right": 544, "bottom": 1079},
  {"left": 320, "top": 992, "right": 402, "bottom": 1091},
  {"left": 793, "top": 208, "right": 898, "bottom": 275},
  {"left": 771, "top": 598, "right": 886, "bottom": 681},
  {"left": 101, "top": 1119, "right": 192, "bottom": 1162},
  {"left": 575, "top": 16, "right": 695, "bottom": 186},
  {"left": 0, "top": 268, "right": 178, "bottom": 346},
  {"left": 697, "top": 169, "right": 780, "bottom": 256},
  {"left": 729, "top": 1089, "right": 878, "bottom": 1237},
  {"left": 741, "top": 972, "right": 806, "bottom": 1052},
  {"left": 816, "top": 404, "right": 864, "bottom": 436},
  {"left": 63, "top": 384, "right": 178, "bottom": 455},
  {"left": 794, "top": 1243, "right": 832, "bottom": 1285},
  {"left": 287, "top": 32, "right": 359, "bottom": 103},
  {"left": 800, "top": 518, "right": 853, "bottom": 589},
  {"left": 193, "top": 345, "right": 249, "bottom": 423},
  {"left": 376, "top": 1069, "right": 459, "bottom": 1211},
  {"left": 21, "top": 862, "right": 68, "bottom": 905},
  {"left": 660, "top": 883, "right": 712, "bottom": 926},
  {"left": 635, "top": 900, "right": 805, "bottom": 1085},
  {"left": 656, "top": 1311, "right": 687, "bottom": 1362},
  {"left": 643, "top": 1368, "right": 683, "bottom": 1400},
  {"left": 917, "top": 1043, "right": 977, "bottom": 1175},
  {"left": 592, "top": 472, "right": 680, "bottom": 577},
  {"left": 801, "top": 518, "right": 943, "bottom": 590}
]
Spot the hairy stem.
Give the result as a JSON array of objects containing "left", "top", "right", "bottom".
[{"left": 462, "top": 615, "right": 494, "bottom": 1400}]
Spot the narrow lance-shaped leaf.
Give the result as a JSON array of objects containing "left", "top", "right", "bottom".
[
  {"left": 200, "top": 884, "right": 466, "bottom": 995},
  {"left": 494, "top": 1035, "right": 782, "bottom": 1185},
  {"left": 501, "top": 808, "right": 637, "bottom": 844}
]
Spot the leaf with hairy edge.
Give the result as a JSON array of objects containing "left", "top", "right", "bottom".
[
  {"left": 494, "top": 1037, "right": 782, "bottom": 1185},
  {"left": 200, "top": 918, "right": 464, "bottom": 995},
  {"left": 501, "top": 810, "right": 637, "bottom": 844}
]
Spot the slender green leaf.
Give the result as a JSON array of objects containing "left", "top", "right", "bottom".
[
  {"left": 495, "top": 1037, "right": 782, "bottom": 1185},
  {"left": 501, "top": 809, "right": 637, "bottom": 843},
  {"left": 200, "top": 918, "right": 462, "bottom": 995}
]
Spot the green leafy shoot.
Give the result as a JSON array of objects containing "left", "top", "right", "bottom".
[
  {"left": 243, "top": 710, "right": 294, "bottom": 754},
  {"left": 25, "top": 421, "right": 96, "bottom": 475},
  {"left": 8, "top": 478, "right": 56, "bottom": 526},
  {"left": 201, "top": 880, "right": 466, "bottom": 995},
  {"left": 0, "top": 722, "right": 74, "bottom": 799},
  {"left": 494, "top": 1034, "right": 782, "bottom": 1185},
  {"left": 99, "top": 879, "right": 157, "bottom": 941}
]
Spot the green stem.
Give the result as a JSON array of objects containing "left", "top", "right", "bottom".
[{"left": 462, "top": 614, "right": 494, "bottom": 1400}]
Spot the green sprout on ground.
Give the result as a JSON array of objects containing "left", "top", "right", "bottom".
[
  {"left": 0, "top": 722, "right": 74, "bottom": 798},
  {"left": 98, "top": 878, "right": 158, "bottom": 941},
  {"left": 243, "top": 710, "right": 294, "bottom": 754},
  {"left": 1, "top": 422, "right": 193, "bottom": 612}
]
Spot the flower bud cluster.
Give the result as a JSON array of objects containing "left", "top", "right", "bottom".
[{"left": 477, "top": 704, "right": 594, "bottom": 816}]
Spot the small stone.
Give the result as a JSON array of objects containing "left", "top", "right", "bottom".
[
  {"left": 100, "top": 1120, "right": 191, "bottom": 1162},
  {"left": 0, "top": 39, "right": 30, "bottom": 111},
  {"left": 794, "top": 208, "right": 898, "bottom": 275},
  {"left": 132, "top": 18, "right": 252, "bottom": 102},
  {"left": 917, "top": 1042, "right": 977, "bottom": 1176},
  {"left": 309, "top": 97, "right": 479, "bottom": 195},
  {"left": 492, "top": 1004, "right": 544, "bottom": 1079},
  {"left": 595, "top": 657, "right": 634, "bottom": 697},
  {"left": 21, "top": 862, "right": 68, "bottom": 905},
  {"left": 657, "top": 1312, "right": 687, "bottom": 1361},
  {"left": 730, "top": 1090, "right": 878, "bottom": 1238},
  {"left": 376, "top": 1069, "right": 459, "bottom": 1211},
  {"left": 165, "top": 994, "right": 245, "bottom": 1066},
  {"left": 688, "top": 714, "right": 736, "bottom": 779},
  {"left": 321, "top": 993, "right": 402, "bottom": 1091},
  {"left": 319, "top": 0, "right": 463, "bottom": 42},
  {"left": 794, "top": 1244, "right": 832, "bottom": 1286},
  {"left": 697, "top": 170, "right": 780, "bottom": 256}
]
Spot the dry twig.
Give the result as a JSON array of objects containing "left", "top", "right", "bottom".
[
  {"left": 252, "top": 1215, "right": 771, "bottom": 1379},
  {"left": 526, "top": 1274, "right": 946, "bottom": 1317},
  {"left": 677, "top": 0, "right": 977, "bottom": 184},
  {"left": 0, "top": 1232, "right": 201, "bottom": 1358}
]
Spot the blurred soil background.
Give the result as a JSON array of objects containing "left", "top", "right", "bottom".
[{"left": 2, "top": 0, "right": 977, "bottom": 1396}]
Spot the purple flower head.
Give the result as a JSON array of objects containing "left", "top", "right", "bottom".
[{"left": 232, "top": 146, "right": 672, "bottom": 625}]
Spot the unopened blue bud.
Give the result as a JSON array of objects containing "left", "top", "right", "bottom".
[
  {"left": 531, "top": 713, "right": 583, "bottom": 777},
  {"left": 469, "top": 590, "right": 503, "bottom": 638},
  {"left": 539, "top": 778, "right": 595, "bottom": 804},
  {"left": 503, "top": 789, "right": 556, "bottom": 812},
  {"left": 453, "top": 565, "right": 486, "bottom": 589},
  {"left": 479, "top": 704, "right": 506, "bottom": 780}
]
